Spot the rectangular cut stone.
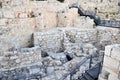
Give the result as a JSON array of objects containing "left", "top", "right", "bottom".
[
  {"left": 19, "top": 13, "right": 28, "bottom": 18},
  {"left": 111, "top": 46, "right": 120, "bottom": 61},
  {"left": 105, "top": 45, "right": 113, "bottom": 56},
  {"left": 108, "top": 73, "right": 119, "bottom": 80},
  {"left": 3, "top": 10, "right": 15, "bottom": 18},
  {"left": 0, "top": 19, "right": 7, "bottom": 26},
  {"left": 103, "top": 56, "right": 119, "bottom": 73},
  {"left": 103, "top": 67, "right": 119, "bottom": 77}
]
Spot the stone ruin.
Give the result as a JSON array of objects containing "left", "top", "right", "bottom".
[{"left": 0, "top": 0, "right": 120, "bottom": 80}]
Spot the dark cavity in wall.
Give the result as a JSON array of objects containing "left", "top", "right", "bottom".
[
  {"left": 66, "top": 54, "right": 73, "bottom": 61},
  {"left": 41, "top": 50, "right": 49, "bottom": 57},
  {"left": 31, "top": 0, "right": 46, "bottom": 1},
  {"left": 57, "top": 0, "right": 64, "bottom": 2},
  {"left": 0, "top": 2, "right": 2, "bottom": 8},
  {"left": 118, "top": 2, "right": 120, "bottom": 6},
  {"left": 30, "top": 0, "right": 65, "bottom": 3},
  {"left": 27, "top": 34, "right": 34, "bottom": 48},
  {"left": 56, "top": 39, "right": 65, "bottom": 53}
]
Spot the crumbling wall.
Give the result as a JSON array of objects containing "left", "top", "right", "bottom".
[
  {"left": 0, "top": 0, "right": 59, "bottom": 50},
  {"left": 33, "top": 28, "right": 97, "bottom": 53},
  {"left": 0, "top": 18, "right": 35, "bottom": 50},
  {"left": 0, "top": 0, "right": 105, "bottom": 51},
  {"left": 97, "top": 27, "right": 120, "bottom": 50},
  {"left": 99, "top": 44, "right": 120, "bottom": 80},
  {"left": 33, "top": 27, "right": 120, "bottom": 51},
  {"left": 34, "top": 29, "right": 64, "bottom": 52},
  {"left": 0, "top": 47, "right": 41, "bottom": 69},
  {"left": 0, "top": 0, "right": 120, "bottom": 80}
]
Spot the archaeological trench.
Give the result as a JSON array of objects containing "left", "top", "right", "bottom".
[{"left": 0, "top": 0, "right": 120, "bottom": 80}]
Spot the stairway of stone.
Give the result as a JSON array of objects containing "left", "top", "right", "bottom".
[
  {"left": 69, "top": 3, "right": 100, "bottom": 25},
  {"left": 69, "top": 3, "right": 120, "bottom": 28}
]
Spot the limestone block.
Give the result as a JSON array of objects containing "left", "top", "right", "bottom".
[
  {"left": 99, "top": 30, "right": 112, "bottom": 42},
  {"left": 35, "top": 16, "right": 45, "bottom": 31},
  {"left": 41, "top": 74, "right": 56, "bottom": 80},
  {"left": 11, "top": 0, "right": 23, "bottom": 6},
  {"left": 100, "top": 68, "right": 110, "bottom": 79},
  {"left": 0, "top": 19, "right": 7, "bottom": 26},
  {"left": 65, "top": 0, "right": 78, "bottom": 4},
  {"left": 111, "top": 45, "right": 120, "bottom": 61},
  {"left": 13, "top": 6, "right": 26, "bottom": 18},
  {"left": 66, "top": 8, "right": 78, "bottom": 27},
  {"left": 41, "top": 9, "right": 57, "bottom": 29},
  {"left": 57, "top": 12, "right": 67, "bottom": 27},
  {"left": 75, "top": 51, "right": 83, "bottom": 57},
  {"left": 105, "top": 45, "right": 113, "bottom": 56},
  {"left": 47, "top": 0, "right": 57, "bottom": 3},
  {"left": 10, "top": 55, "right": 18, "bottom": 60},
  {"left": 18, "top": 13, "right": 28, "bottom": 18},
  {"left": 52, "top": 60, "right": 62, "bottom": 66},
  {"left": 0, "top": 61, "right": 8, "bottom": 67},
  {"left": 103, "top": 56, "right": 119, "bottom": 73},
  {"left": 3, "top": 9, "right": 15, "bottom": 18},
  {"left": 101, "top": 66, "right": 120, "bottom": 80},
  {"left": 63, "top": 57, "right": 82, "bottom": 71},
  {"left": 49, "top": 52, "right": 67, "bottom": 62},
  {"left": 29, "top": 68, "right": 40, "bottom": 74},
  {"left": 46, "top": 67, "right": 54, "bottom": 74},
  {"left": 54, "top": 70, "right": 66, "bottom": 79},
  {"left": 0, "top": 56, "right": 3, "bottom": 61},
  {"left": 57, "top": 8, "right": 78, "bottom": 27},
  {"left": 98, "top": 75, "right": 108, "bottom": 80},
  {"left": 42, "top": 56, "right": 53, "bottom": 66},
  {"left": 108, "top": 73, "right": 119, "bottom": 80},
  {"left": 0, "top": 10, "right": 2, "bottom": 18},
  {"left": 15, "top": 59, "right": 21, "bottom": 63},
  {"left": 74, "top": 16, "right": 94, "bottom": 28}
]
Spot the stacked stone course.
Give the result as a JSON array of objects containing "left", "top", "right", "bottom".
[
  {"left": 0, "top": 0, "right": 120, "bottom": 80},
  {"left": 99, "top": 44, "right": 120, "bottom": 80}
]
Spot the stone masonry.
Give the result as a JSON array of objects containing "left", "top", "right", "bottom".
[
  {"left": 99, "top": 44, "right": 120, "bottom": 80},
  {"left": 0, "top": 0, "right": 120, "bottom": 80}
]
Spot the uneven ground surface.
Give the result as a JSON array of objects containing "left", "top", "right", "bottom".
[{"left": 0, "top": 0, "right": 120, "bottom": 80}]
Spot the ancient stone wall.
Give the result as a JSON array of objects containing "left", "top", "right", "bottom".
[
  {"left": 33, "top": 28, "right": 97, "bottom": 52},
  {"left": 34, "top": 27, "right": 120, "bottom": 51},
  {"left": 97, "top": 27, "right": 120, "bottom": 49},
  {"left": 0, "top": 47, "right": 41, "bottom": 70},
  {"left": 1, "top": 0, "right": 119, "bottom": 51},
  {"left": 34, "top": 29, "right": 64, "bottom": 52},
  {"left": 0, "top": 0, "right": 60, "bottom": 50},
  {"left": 99, "top": 44, "right": 120, "bottom": 80},
  {"left": 0, "top": 0, "right": 119, "bottom": 80}
]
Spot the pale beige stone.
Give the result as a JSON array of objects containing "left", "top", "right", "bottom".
[
  {"left": 3, "top": 9, "right": 15, "bottom": 18},
  {"left": 0, "top": 19, "right": 7, "bottom": 26},
  {"left": 18, "top": 13, "right": 28, "bottom": 18},
  {"left": 108, "top": 73, "right": 119, "bottom": 80},
  {"left": 105, "top": 45, "right": 113, "bottom": 56},
  {"left": 74, "top": 16, "right": 94, "bottom": 28},
  {"left": 41, "top": 8, "right": 57, "bottom": 29},
  {"left": 111, "top": 46, "right": 120, "bottom": 61},
  {"left": 103, "top": 56, "right": 119, "bottom": 73}
]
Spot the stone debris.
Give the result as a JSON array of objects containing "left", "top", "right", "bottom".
[{"left": 0, "top": 0, "right": 119, "bottom": 80}]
